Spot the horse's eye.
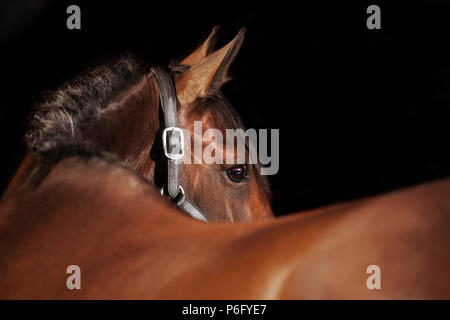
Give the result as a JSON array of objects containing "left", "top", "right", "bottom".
[{"left": 227, "top": 165, "right": 248, "bottom": 183}]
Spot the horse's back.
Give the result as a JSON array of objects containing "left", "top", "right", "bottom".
[
  {"left": 1, "top": 156, "right": 449, "bottom": 298},
  {"left": 151, "top": 177, "right": 450, "bottom": 299}
]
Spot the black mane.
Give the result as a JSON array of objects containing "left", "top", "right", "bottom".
[{"left": 26, "top": 55, "right": 146, "bottom": 153}]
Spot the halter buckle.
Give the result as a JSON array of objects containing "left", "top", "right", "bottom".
[{"left": 162, "top": 127, "right": 184, "bottom": 160}]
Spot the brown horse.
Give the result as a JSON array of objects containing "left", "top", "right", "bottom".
[{"left": 0, "top": 29, "right": 449, "bottom": 299}]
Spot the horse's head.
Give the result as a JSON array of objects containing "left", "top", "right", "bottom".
[
  {"left": 144, "top": 27, "right": 272, "bottom": 222},
  {"left": 15, "top": 27, "right": 273, "bottom": 222},
  {"left": 168, "top": 28, "right": 273, "bottom": 222}
]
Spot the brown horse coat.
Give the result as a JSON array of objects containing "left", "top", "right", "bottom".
[{"left": 0, "top": 155, "right": 449, "bottom": 299}]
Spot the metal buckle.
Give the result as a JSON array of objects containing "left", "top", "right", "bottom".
[
  {"left": 160, "top": 185, "right": 184, "bottom": 199},
  {"left": 162, "top": 127, "right": 184, "bottom": 160}
]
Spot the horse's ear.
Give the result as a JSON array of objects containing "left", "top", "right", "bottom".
[
  {"left": 175, "top": 28, "right": 246, "bottom": 106},
  {"left": 180, "top": 26, "right": 219, "bottom": 66}
]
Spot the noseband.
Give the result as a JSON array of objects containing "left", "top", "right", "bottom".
[{"left": 150, "top": 67, "right": 208, "bottom": 222}]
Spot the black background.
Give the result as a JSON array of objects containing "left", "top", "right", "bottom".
[{"left": 1, "top": 0, "right": 449, "bottom": 215}]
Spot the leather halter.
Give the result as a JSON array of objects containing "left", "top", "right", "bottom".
[{"left": 150, "top": 67, "right": 208, "bottom": 222}]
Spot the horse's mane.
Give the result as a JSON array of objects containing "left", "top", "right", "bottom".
[{"left": 26, "top": 54, "right": 147, "bottom": 154}]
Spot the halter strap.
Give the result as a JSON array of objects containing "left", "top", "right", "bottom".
[{"left": 151, "top": 67, "right": 208, "bottom": 222}]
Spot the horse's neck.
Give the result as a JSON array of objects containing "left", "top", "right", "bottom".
[{"left": 86, "top": 73, "right": 160, "bottom": 178}]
